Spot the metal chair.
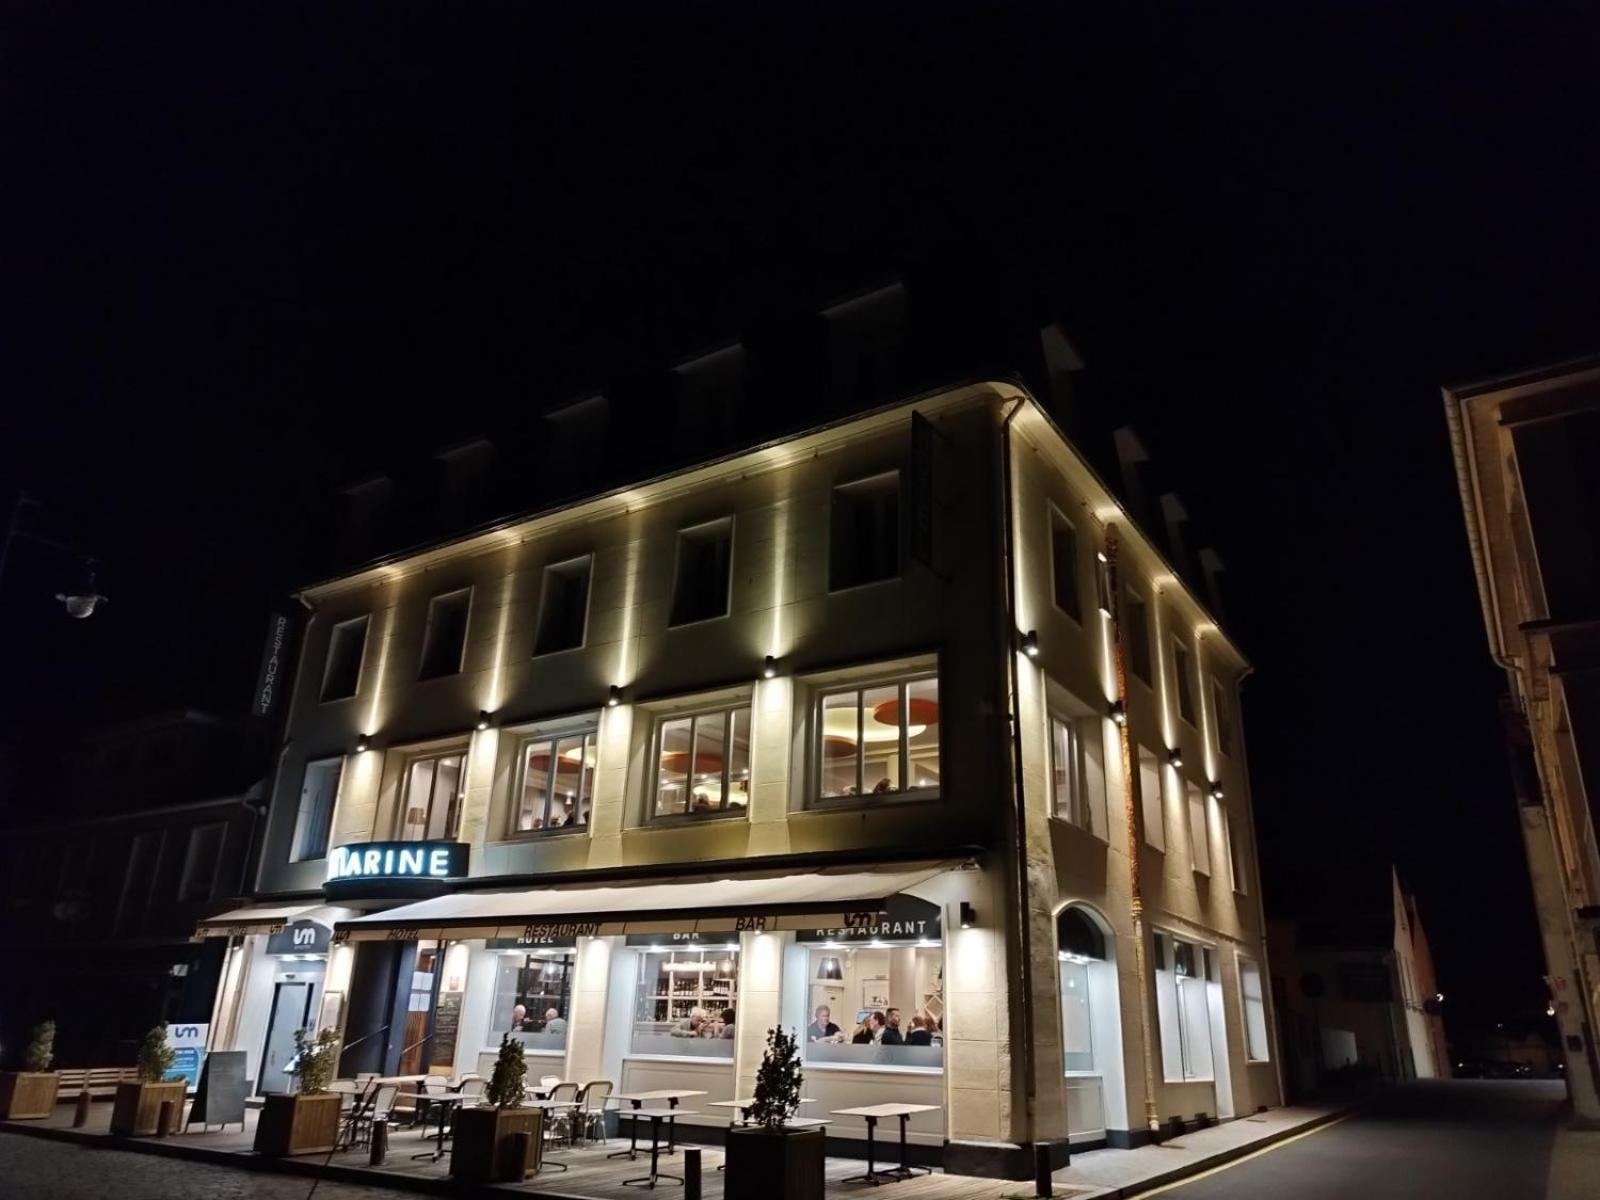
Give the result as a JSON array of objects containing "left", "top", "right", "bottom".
[
  {"left": 544, "top": 1082, "right": 581, "bottom": 1147},
  {"left": 457, "top": 1076, "right": 487, "bottom": 1103},
  {"left": 416, "top": 1075, "right": 451, "bottom": 1138},
  {"left": 349, "top": 1083, "right": 399, "bottom": 1148},
  {"left": 575, "top": 1079, "right": 614, "bottom": 1144}
]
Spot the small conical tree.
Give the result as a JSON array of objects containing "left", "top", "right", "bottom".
[
  {"left": 748, "top": 1026, "right": 803, "bottom": 1130},
  {"left": 136, "top": 1023, "right": 176, "bottom": 1084},
  {"left": 485, "top": 1033, "right": 526, "bottom": 1108},
  {"left": 23, "top": 1021, "right": 55, "bottom": 1072},
  {"left": 293, "top": 1027, "right": 341, "bottom": 1095}
]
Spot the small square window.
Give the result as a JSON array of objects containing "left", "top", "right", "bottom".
[
  {"left": 1138, "top": 747, "right": 1165, "bottom": 851},
  {"left": 830, "top": 473, "right": 900, "bottom": 591},
  {"left": 1211, "top": 678, "right": 1235, "bottom": 756},
  {"left": 1125, "top": 592, "right": 1152, "bottom": 684},
  {"left": 419, "top": 589, "right": 471, "bottom": 680},
  {"left": 1187, "top": 783, "right": 1211, "bottom": 875},
  {"left": 670, "top": 518, "right": 733, "bottom": 626},
  {"left": 1172, "top": 637, "right": 1196, "bottom": 726},
  {"left": 321, "top": 615, "right": 369, "bottom": 702},
  {"left": 178, "top": 824, "right": 226, "bottom": 902},
  {"left": 534, "top": 556, "right": 592, "bottom": 656}
]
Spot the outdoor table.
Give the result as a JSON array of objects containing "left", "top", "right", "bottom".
[
  {"left": 610, "top": 1090, "right": 707, "bottom": 1159},
  {"left": 524, "top": 1099, "right": 579, "bottom": 1172},
  {"left": 622, "top": 1107, "right": 698, "bottom": 1189},
  {"left": 411, "top": 1093, "right": 466, "bottom": 1162},
  {"left": 830, "top": 1103, "right": 940, "bottom": 1185}
]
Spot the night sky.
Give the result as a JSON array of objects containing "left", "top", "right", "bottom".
[{"left": 4, "top": 7, "right": 1598, "bottom": 1038}]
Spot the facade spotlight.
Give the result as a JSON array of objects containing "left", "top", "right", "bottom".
[
  {"left": 476, "top": 710, "right": 492, "bottom": 731},
  {"left": 959, "top": 901, "right": 977, "bottom": 929},
  {"left": 1110, "top": 700, "right": 1127, "bottom": 727},
  {"left": 1209, "top": 781, "right": 1224, "bottom": 801},
  {"left": 1096, "top": 550, "right": 1108, "bottom": 563},
  {"left": 1021, "top": 630, "right": 1040, "bottom": 659},
  {"left": 607, "top": 685, "right": 623, "bottom": 708},
  {"left": 355, "top": 734, "right": 371, "bottom": 754},
  {"left": 762, "top": 655, "right": 777, "bottom": 680},
  {"left": 1168, "top": 747, "right": 1184, "bottom": 770}
]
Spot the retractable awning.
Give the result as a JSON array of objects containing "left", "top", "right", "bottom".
[
  {"left": 196, "top": 902, "right": 356, "bottom": 938},
  {"left": 332, "top": 862, "right": 961, "bottom": 943}
]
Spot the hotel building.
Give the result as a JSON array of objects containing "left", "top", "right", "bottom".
[{"left": 198, "top": 344, "right": 1280, "bottom": 1174}]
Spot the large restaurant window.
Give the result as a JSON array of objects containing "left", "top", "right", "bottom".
[
  {"left": 512, "top": 730, "right": 596, "bottom": 834},
  {"left": 817, "top": 673, "right": 940, "bottom": 802},
  {"left": 630, "top": 943, "right": 739, "bottom": 1059},
  {"left": 652, "top": 705, "right": 751, "bottom": 818},
  {"left": 800, "top": 898, "right": 943, "bottom": 1070},
  {"left": 398, "top": 751, "right": 464, "bottom": 841},
  {"left": 291, "top": 757, "right": 342, "bottom": 862},
  {"left": 1154, "top": 931, "right": 1215, "bottom": 1082},
  {"left": 1050, "top": 712, "right": 1108, "bottom": 839},
  {"left": 491, "top": 947, "right": 576, "bottom": 1051}
]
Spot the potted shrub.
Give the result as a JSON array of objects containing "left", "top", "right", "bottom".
[
  {"left": 254, "top": 1028, "right": 342, "bottom": 1156},
  {"left": 0, "top": 1021, "right": 60, "bottom": 1119},
  {"left": 724, "top": 1027, "right": 824, "bottom": 1200},
  {"left": 110, "top": 1024, "right": 186, "bottom": 1136},
  {"left": 451, "top": 1034, "right": 543, "bottom": 1183}
]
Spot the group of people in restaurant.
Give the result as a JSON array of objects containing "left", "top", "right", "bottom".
[
  {"left": 511, "top": 1003, "right": 568, "bottom": 1035},
  {"left": 806, "top": 1004, "right": 939, "bottom": 1046}
]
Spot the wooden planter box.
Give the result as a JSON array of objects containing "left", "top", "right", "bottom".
[
  {"left": 109, "top": 1080, "right": 186, "bottom": 1137},
  {"left": 450, "top": 1105, "right": 544, "bottom": 1184},
  {"left": 725, "top": 1126, "right": 825, "bottom": 1200},
  {"left": 0, "top": 1072, "right": 60, "bottom": 1120},
  {"left": 253, "top": 1092, "right": 342, "bottom": 1156}
]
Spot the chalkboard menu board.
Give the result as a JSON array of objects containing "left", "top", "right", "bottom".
[
  {"left": 186, "top": 1050, "right": 247, "bottom": 1131},
  {"left": 432, "top": 992, "right": 462, "bottom": 1067}
]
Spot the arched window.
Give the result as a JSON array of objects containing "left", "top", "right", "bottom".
[{"left": 1057, "top": 906, "right": 1107, "bottom": 962}]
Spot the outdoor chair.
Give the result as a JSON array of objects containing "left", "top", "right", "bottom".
[
  {"left": 348, "top": 1083, "right": 399, "bottom": 1148},
  {"left": 416, "top": 1075, "right": 451, "bottom": 1138},
  {"left": 575, "top": 1079, "right": 614, "bottom": 1144},
  {"left": 544, "top": 1082, "right": 581, "bottom": 1147},
  {"left": 457, "top": 1076, "right": 486, "bottom": 1103}
]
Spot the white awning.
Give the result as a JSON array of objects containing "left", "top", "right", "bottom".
[
  {"left": 196, "top": 902, "right": 356, "bottom": 938},
  {"left": 333, "top": 863, "right": 961, "bottom": 943}
]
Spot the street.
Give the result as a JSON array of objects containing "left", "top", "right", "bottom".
[{"left": 1149, "top": 1080, "right": 1586, "bottom": 1200}]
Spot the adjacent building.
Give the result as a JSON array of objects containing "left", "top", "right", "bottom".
[
  {"left": 197, "top": 295, "right": 1280, "bottom": 1176},
  {"left": 0, "top": 710, "right": 265, "bottom": 1067},
  {"left": 1268, "top": 867, "right": 1446, "bottom": 1099},
  {"left": 1446, "top": 358, "right": 1600, "bottom": 1124}
]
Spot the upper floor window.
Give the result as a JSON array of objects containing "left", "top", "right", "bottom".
[
  {"left": 114, "top": 831, "right": 162, "bottom": 937},
  {"left": 178, "top": 823, "right": 225, "bottom": 902},
  {"left": 1187, "top": 783, "right": 1211, "bottom": 875},
  {"left": 534, "top": 555, "right": 592, "bottom": 656},
  {"left": 817, "top": 674, "right": 940, "bottom": 802},
  {"left": 291, "top": 758, "right": 343, "bottom": 862},
  {"left": 653, "top": 705, "right": 751, "bottom": 819},
  {"left": 670, "top": 518, "right": 733, "bottom": 626},
  {"left": 1050, "top": 712, "right": 1108, "bottom": 839},
  {"left": 1211, "top": 678, "right": 1234, "bottom": 756},
  {"left": 1239, "top": 958, "right": 1270, "bottom": 1062},
  {"left": 321, "top": 615, "right": 369, "bottom": 702},
  {"left": 512, "top": 729, "right": 596, "bottom": 834},
  {"left": 1222, "top": 805, "right": 1248, "bottom": 894},
  {"left": 1137, "top": 746, "right": 1165, "bottom": 851},
  {"left": 830, "top": 472, "right": 900, "bottom": 591},
  {"left": 1125, "top": 591, "right": 1152, "bottom": 684},
  {"left": 1050, "top": 508, "right": 1081, "bottom": 621},
  {"left": 419, "top": 588, "right": 472, "bottom": 680},
  {"left": 398, "top": 750, "right": 465, "bottom": 841},
  {"left": 1172, "top": 636, "right": 1196, "bottom": 725}
]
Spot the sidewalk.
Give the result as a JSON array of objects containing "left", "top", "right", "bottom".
[
  {"left": 1545, "top": 1122, "right": 1600, "bottom": 1200},
  {"left": 1, "top": 1099, "right": 1353, "bottom": 1199}
]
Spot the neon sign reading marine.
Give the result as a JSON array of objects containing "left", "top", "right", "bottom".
[{"left": 327, "top": 843, "right": 460, "bottom": 882}]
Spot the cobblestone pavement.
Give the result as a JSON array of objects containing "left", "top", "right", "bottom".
[{"left": 0, "top": 1133, "right": 414, "bottom": 1200}]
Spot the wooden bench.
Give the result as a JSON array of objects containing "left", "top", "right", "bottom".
[{"left": 56, "top": 1068, "right": 139, "bottom": 1100}]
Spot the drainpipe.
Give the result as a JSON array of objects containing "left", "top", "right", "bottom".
[
  {"left": 996, "top": 395, "right": 1038, "bottom": 1144},
  {"left": 1104, "top": 529, "right": 1162, "bottom": 1135}
]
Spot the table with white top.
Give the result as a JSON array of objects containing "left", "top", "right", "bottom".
[
  {"left": 830, "top": 1103, "right": 941, "bottom": 1185},
  {"left": 610, "top": 1090, "right": 708, "bottom": 1159},
  {"left": 622, "top": 1108, "right": 699, "bottom": 1189}
]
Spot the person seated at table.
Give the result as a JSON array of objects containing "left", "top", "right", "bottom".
[
  {"left": 719, "top": 1007, "right": 737, "bottom": 1038},
  {"left": 881, "top": 1007, "right": 905, "bottom": 1046},
  {"left": 541, "top": 1007, "right": 567, "bottom": 1037},
  {"left": 670, "top": 1006, "right": 709, "bottom": 1036},
  {"left": 807, "top": 1005, "right": 842, "bottom": 1042},
  {"left": 511, "top": 1003, "right": 534, "bottom": 1031},
  {"left": 851, "top": 1012, "right": 885, "bottom": 1044},
  {"left": 906, "top": 1015, "right": 933, "bottom": 1046}
]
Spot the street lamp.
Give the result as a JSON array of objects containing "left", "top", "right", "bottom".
[{"left": 2, "top": 493, "right": 107, "bottom": 619}]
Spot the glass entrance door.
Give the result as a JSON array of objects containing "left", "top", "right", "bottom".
[{"left": 260, "top": 981, "right": 313, "bottom": 1094}]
